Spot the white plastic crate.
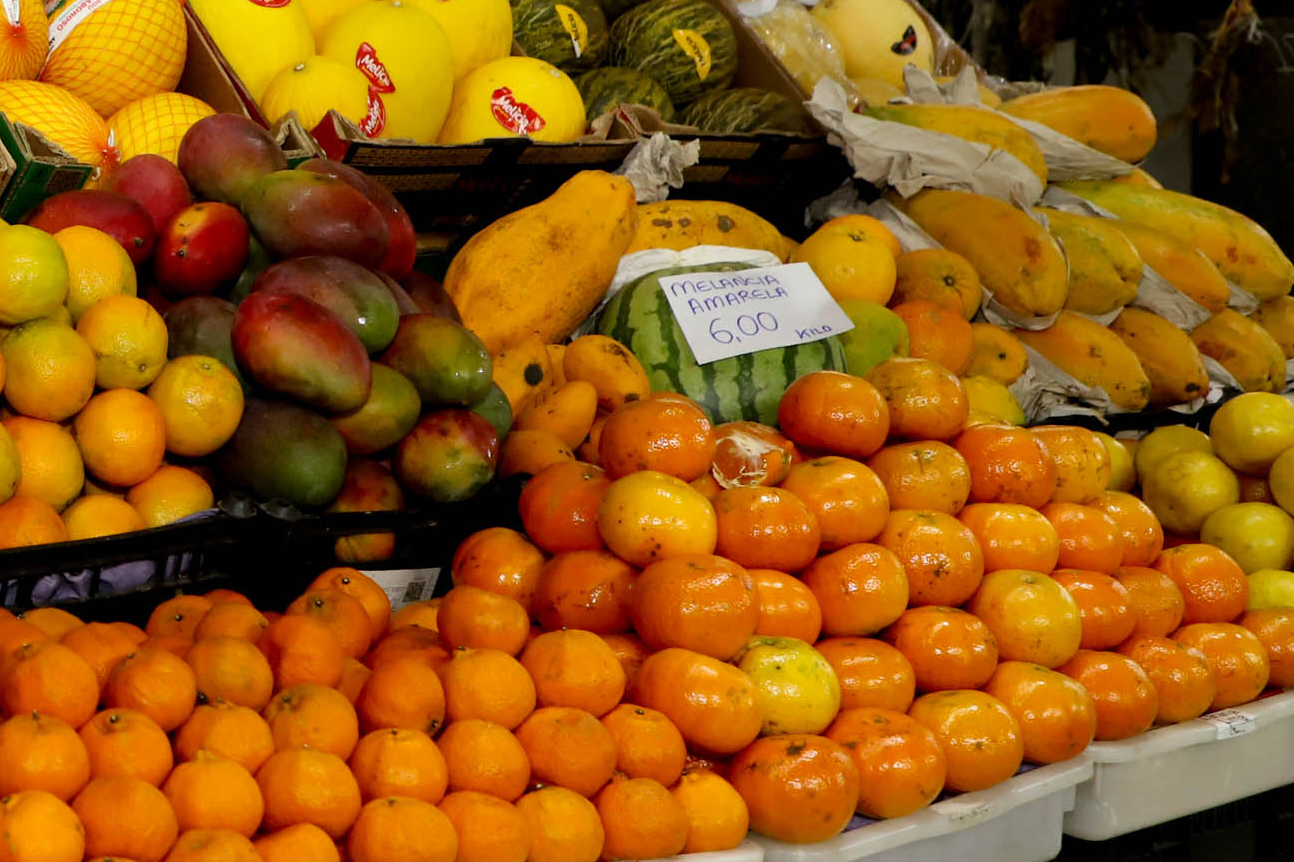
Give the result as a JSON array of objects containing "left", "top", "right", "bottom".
[
  {"left": 1063, "top": 689, "right": 1294, "bottom": 840},
  {"left": 754, "top": 756, "right": 1092, "bottom": 862},
  {"left": 649, "top": 840, "right": 765, "bottom": 862}
]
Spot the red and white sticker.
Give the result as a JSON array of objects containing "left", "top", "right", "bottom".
[
  {"left": 355, "top": 42, "right": 396, "bottom": 94},
  {"left": 360, "top": 87, "right": 387, "bottom": 137},
  {"left": 247, "top": 0, "right": 292, "bottom": 6},
  {"left": 45, "top": 0, "right": 112, "bottom": 55},
  {"left": 490, "top": 87, "right": 545, "bottom": 136}
]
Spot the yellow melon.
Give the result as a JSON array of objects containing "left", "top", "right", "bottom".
[
  {"left": 108, "top": 92, "right": 216, "bottom": 163},
  {"left": 41, "top": 0, "right": 187, "bottom": 117},
  {"left": 321, "top": 0, "right": 454, "bottom": 144},
  {"left": 188, "top": 0, "right": 315, "bottom": 103},
  {"left": 0, "top": 0, "right": 48, "bottom": 81},
  {"left": 260, "top": 54, "right": 369, "bottom": 131},
  {"left": 439, "top": 56, "right": 585, "bottom": 145},
  {"left": 813, "top": 0, "right": 936, "bottom": 90},
  {"left": 0, "top": 80, "right": 118, "bottom": 173},
  {"left": 406, "top": 0, "right": 512, "bottom": 83},
  {"left": 297, "top": 0, "right": 368, "bottom": 43}
]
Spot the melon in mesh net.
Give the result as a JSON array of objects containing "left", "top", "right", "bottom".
[
  {"left": 0, "top": 0, "right": 49, "bottom": 81},
  {"left": 0, "top": 79, "right": 119, "bottom": 172},
  {"left": 41, "top": 0, "right": 188, "bottom": 117},
  {"left": 108, "top": 91, "right": 216, "bottom": 164}
]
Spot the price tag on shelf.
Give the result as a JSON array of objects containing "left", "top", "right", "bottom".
[
  {"left": 658, "top": 262, "right": 854, "bottom": 365},
  {"left": 1203, "top": 708, "right": 1257, "bottom": 740}
]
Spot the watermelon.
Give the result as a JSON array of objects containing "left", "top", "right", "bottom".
[
  {"left": 608, "top": 0, "right": 738, "bottom": 107},
  {"left": 512, "top": 0, "right": 610, "bottom": 73},
  {"left": 680, "top": 87, "right": 812, "bottom": 135},
  {"left": 596, "top": 263, "right": 847, "bottom": 425},
  {"left": 575, "top": 66, "right": 676, "bottom": 121}
]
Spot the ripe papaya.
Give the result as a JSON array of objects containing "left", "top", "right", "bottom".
[
  {"left": 866, "top": 102, "right": 1047, "bottom": 186},
  {"left": 999, "top": 85, "right": 1157, "bottom": 163},
  {"left": 1014, "top": 310, "right": 1151, "bottom": 410},
  {"left": 1037, "top": 208, "right": 1141, "bottom": 316},
  {"left": 1252, "top": 296, "right": 1294, "bottom": 359},
  {"left": 1108, "top": 307, "right": 1209, "bottom": 407},
  {"left": 625, "top": 200, "right": 795, "bottom": 260},
  {"left": 1190, "top": 309, "right": 1286, "bottom": 393},
  {"left": 1061, "top": 180, "right": 1294, "bottom": 302},
  {"left": 444, "top": 171, "right": 638, "bottom": 354},
  {"left": 897, "top": 189, "right": 1068, "bottom": 321},
  {"left": 1109, "top": 219, "right": 1229, "bottom": 313}
]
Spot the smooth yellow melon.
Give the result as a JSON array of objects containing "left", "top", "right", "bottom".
[
  {"left": 108, "top": 92, "right": 216, "bottom": 163},
  {"left": 188, "top": 0, "right": 315, "bottom": 103},
  {"left": 406, "top": 0, "right": 512, "bottom": 83},
  {"left": 41, "top": 0, "right": 187, "bottom": 116},
  {"left": 0, "top": 80, "right": 118, "bottom": 173},
  {"left": 260, "top": 54, "right": 369, "bottom": 131},
  {"left": 0, "top": 0, "right": 48, "bottom": 81},
  {"left": 439, "top": 56, "right": 585, "bottom": 145},
  {"left": 813, "top": 0, "right": 936, "bottom": 90}
]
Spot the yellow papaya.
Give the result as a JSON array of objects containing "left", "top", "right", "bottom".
[
  {"left": 1190, "top": 309, "right": 1286, "bottom": 393},
  {"left": 865, "top": 102, "right": 1047, "bottom": 186},
  {"left": 545, "top": 344, "right": 568, "bottom": 389},
  {"left": 1037, "top": 208, "right": 1141, "bottom": 316},
  {"left": 966, "top": 322, "right": 1028, "bottom": 384},
  {"left": 999, "top": 85, "right": 1157, "bottom": 163},
  {"left": 1060, "top": 180, "right": 1294, "bottom": 301},
  {"left": 1105, "top": 167, "right": 1163, "bottom": 189},
  {"left": 1013, "top": 310, "right": 1151, "bottom": 410},
  {"left": 563, "top": 334, "right": 651, "bottom": 413},
  {"left": 896, "top": 188, "right": 1069, "bottom": 320},
  {"left": 515, "top": 380, "right": 599, "bottom": 449},
  {"left": 491, "top": 336, "right": 556, "bottom": 417},
  {"left": 1252, "top": 296, "right": 1294, "bottom": 359},
  {"left": 444, "top": 171, "right": 638, "bottom": 354},
  {"left": 1108, "top": 219, "right": 1230, "bottom": 313},
  {"left": 1108, "top": 306, "right": 1210, "bottom": 407},
  {"left": 625, "top": 200, "right": 795, "bottom": 261}
]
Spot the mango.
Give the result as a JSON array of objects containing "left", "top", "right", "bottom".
[
  {"left": 401, "top": 270, "right": 462, "bottom": 322},
  {"left": 297, "top": 158, "right": 417, "bottom": 279},
  {"left": 163, "top": 296, "right": 249, "bottom": 392},
  {"left": 836, "top": 299, "right": 909, "bottom": 376},
  {"left": 99, "top": 154, "right": 191, "bottom": 235},
  {"left": 395, "top": 408, "right": 500, "bottom": 502},
  {"left": 253, "top": 255, "right": 400, "bottom": 353},
  {"left": 177, "top": 114, "right": 289, "bottom": 207},
  {"left": 380, "top": 314, "right": 492, "bottom": 407},
  {"left": 469, "top": 382, "right": 514, "bottom": 440},
  {"left": 24, "top": 190, "right": 155, "bottom": 265},
  {"left": 240, "top": 171, "right": 389, "bottom": 270},
  {"left": 327, "top": 459, "right": 405, "bottom": 564},
  {"left": 328, "top": 363, "right": 421, "bottom": 456},
  {"left": 154, "top": 202, "right": 251, "bottom": 298},
  {"left": 232, "top": 291, "right": 372, "bottom": 412},
  {"left": 218, "top": 398, "right": 348, "bottom": 509}
]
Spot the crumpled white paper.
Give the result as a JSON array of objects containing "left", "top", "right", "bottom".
[
  {"left": 570, "top": 246, "right": 783, "bottom": 338},
  {"left": 614, "top": 132, "right": 701, "bottom": 203},
  {"left": 805, "top": 78, "right": 1044, "bottom": 209},
  {"left": 1009, "top": 345, "right": 1126, "bottom": 424}
]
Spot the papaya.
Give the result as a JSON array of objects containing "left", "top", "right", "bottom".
[
  {"left": 1106, "top": 167, "right": 1163, "bottom": 189},
  {"left": 1108, "top": 219, "right": 1229, "bottom": 313},
  {"left": 1108, "top": 307, "right": 1210, "bottom": 407},
  {"left": 1037, "top": 208, "right": 1141, "bottom": 316},
  {"left": 966, "top": 322, "right": 1028, "bottom": 384},
  {"left": 865, "top": 102, "right": 1047, "bottom": 186},
  {"left": 625, "top": 200, "right": 795, "bottom": 260},
  {"left": 1190, "top": 309, "right": 1286, "bottom": 393},
  {"left": 1014, "top": 310, "right": 1151, "bottom": 410},
  {"left": 563, "top": 334, "right": 651, "bottom": 412},
  {"left": 444, "top": 171, "right": 638, "bottom": 354},
  {"left": 545, "top": 344, "right": 569, "bottom": 389},
  {"left": 514, "top": 380, "right": 599, "bottom": 449},
  {"left": 491, "top": 336, "right": 557, "bottom": 417},
  {"left": 1060, "top": 180, "right": 1294, "bottom": 301},
  {"left": 896, "top": 189, "right": 1069, "bottom": 320},
  {"left": 1252, "top": 296, "right": 1294, "bottom": 359},
  {"left": 999, "top": 85, "right": 1157, "bottom": 163}
]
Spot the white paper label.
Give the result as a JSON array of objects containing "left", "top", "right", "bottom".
[
  {"left": 46, "top": 0, "right": 112, "bottom": 56},
  {"left": 2, "top": 0, "right": 21, "bottom": 26},
  {"left": 659, "top": 262, "right": 854, "bottom": 365},
  {"left": 941, "top": 800, "right": 993, "bottom": 824},
  {"left": 359, "top": 567, "right": 440, "bottom": 610},
  {"left": 1203, "top": 708, "right": 1256, "bottom": 740}
]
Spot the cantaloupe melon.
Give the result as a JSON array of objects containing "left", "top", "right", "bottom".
[
  {"left": 0, "top": 80, "right": 118, "bottom": 174},
  {"left": 41, "top": 0, "right": 187, "bottom": 116}
]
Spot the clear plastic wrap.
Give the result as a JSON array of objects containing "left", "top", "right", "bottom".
[{"left": 741, "top": 0, "right": 861, "bottom": 109}]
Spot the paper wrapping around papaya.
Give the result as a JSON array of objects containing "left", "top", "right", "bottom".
[
  {"left": 1008, "top": 345, "right": 1123, "bottom": 424},
  {"left": 805, "top": 77, "right": 1044, "bottom": 209}
]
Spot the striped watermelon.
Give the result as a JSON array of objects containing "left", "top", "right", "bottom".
[
  {"left": 575, "top": 66, "right": 675, "bottom": 121},
  {"left": 596, "top": 263, "right": 847, "bottom": 425},
  {"left": 680, "top": 87, "right": 812, "bottom": 135},
  {"left": 512, "top": 0, "right": 610, "bottom": 72},
  {"left": 608, "top": 0, "right": 738, "bottom": 106}
]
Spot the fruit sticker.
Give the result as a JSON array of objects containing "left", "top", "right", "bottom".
[
  {"left": 891, "top": 24, "right": 918, "bottom": 56},
  {"left": 672, "top": 28, "right": 712, "bottom": 81},
  {"left": 360, "top": 89, "right": 387, "bottom": 137},
  {"left": 353, "top": 42, "right": 395, "bottom": 137},
  {"left": 247, "top": 0, "right": 291, "bottom": 6},
  {"left": 553, "top": 3, "right": 589, "bottom": 59},
  {"left": 490, "top": 87, "right": 546, "bottom": 136},
  {"left": 45, "top": 0, "right": 112, "bottom": 54}
]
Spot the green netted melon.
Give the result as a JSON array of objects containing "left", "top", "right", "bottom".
[
  {"left": 574, "top": 66, "right": 675, "bottom": 121},
  {"left": 680, "top": 87, "right": 812, "bottom": 135},
  {"left": 512, "top": 0, "right": 610, "bottom": 72},
  {"left": 608, "top": 0, "right": 738, "bottom": 106},
  {"left": 600, "top": 0, "right": 648, "bottom": 24},
  {"left": 596, "top": 263, "right": 847, "bottom": 425}
]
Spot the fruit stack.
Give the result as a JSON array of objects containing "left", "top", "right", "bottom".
[
  {"left": 0, "top": 112, "right": 510, "bottom": 560},
  {"left": 0, "top": 0, "right": 215, "bottom": 175}
]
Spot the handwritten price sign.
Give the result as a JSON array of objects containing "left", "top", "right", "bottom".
[{"left": 658, "top": 263, "right": 854, "bottom": 365}]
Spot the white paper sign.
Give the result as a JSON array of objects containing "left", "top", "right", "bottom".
[
  {"left": 658, "top": 262, "right": 854, "bottom": 365},
  {"left": 1203, "top": 707, "right": 1257, "bottom": 740}
]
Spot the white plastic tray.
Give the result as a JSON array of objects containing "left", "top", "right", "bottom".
[
  {"left": 1064, "top": 689, "right": 1294, "bottom": 840},
  {"left": 650, "top": 839, "right": 764, "bottom": 862},
  {"left": 754, "top": 756, "right": 1093, "bottom": 862}
]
